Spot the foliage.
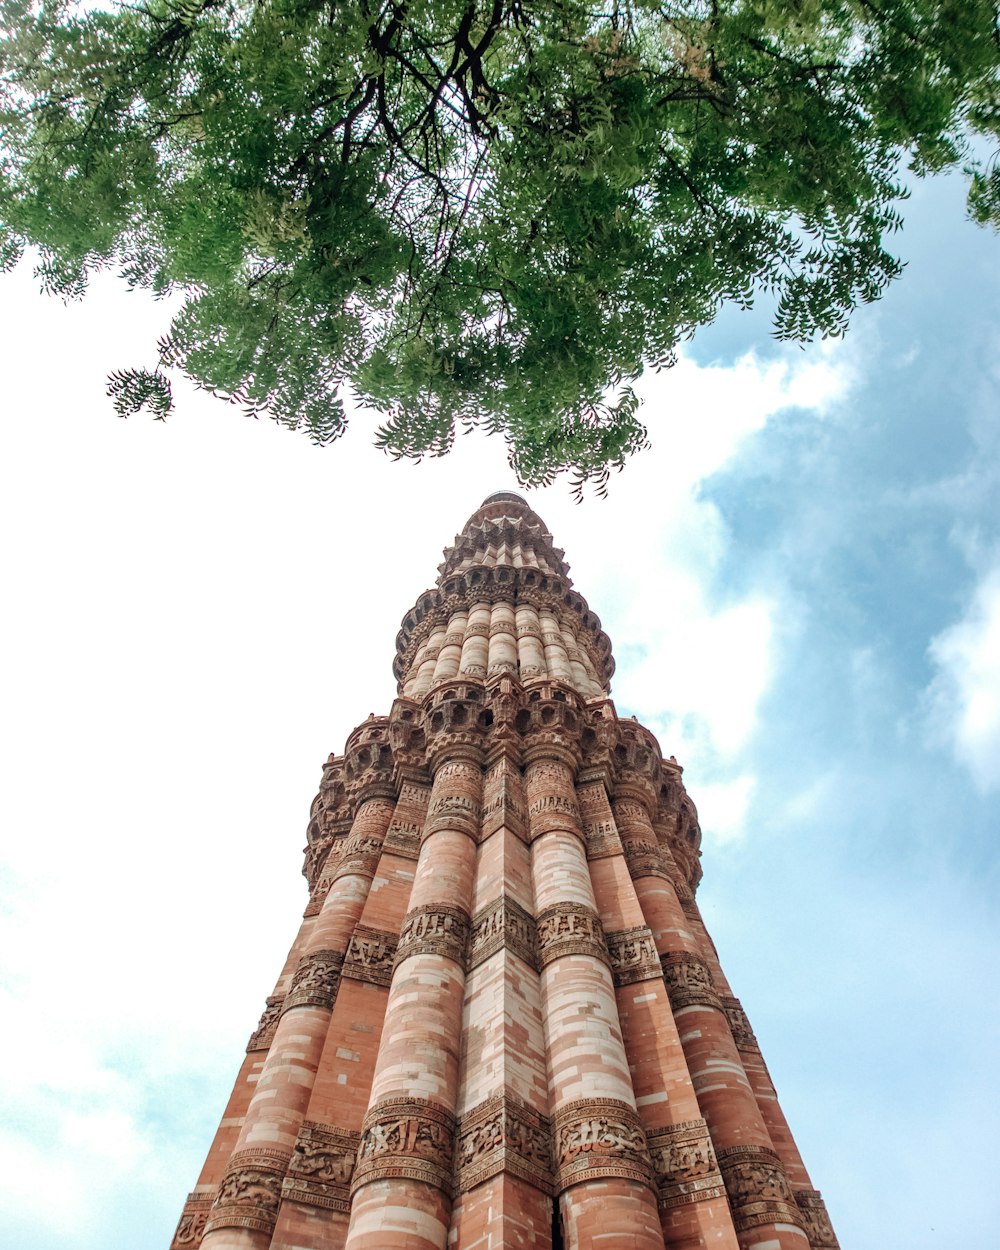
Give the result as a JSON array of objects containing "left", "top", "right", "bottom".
[{"left": 1, "top": 0, "right": 998, "bottom": 489}]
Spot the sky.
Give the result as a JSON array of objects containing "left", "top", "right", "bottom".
[{"left": 1, "top": 167, "right": 999, "bottom": 1250}]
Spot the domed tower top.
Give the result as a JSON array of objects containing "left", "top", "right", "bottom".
[{"left": 393, "top": 493, "right": 614, "bottom": 699}]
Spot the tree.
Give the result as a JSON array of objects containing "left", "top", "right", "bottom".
[{"left": 1, "top": 1, "right": 998, "bottom": 491}]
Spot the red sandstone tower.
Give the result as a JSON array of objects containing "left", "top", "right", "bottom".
[{"left": 171, "top": 492, "right": 839, "bottom": 1250}]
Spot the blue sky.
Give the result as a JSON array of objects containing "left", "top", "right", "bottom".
[{"left": 1, "top": 167, "right": 998, "bottom": 1249}]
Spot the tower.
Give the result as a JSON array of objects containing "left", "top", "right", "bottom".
[{"left": 171, "top": 491, "right": 839, "bottom": 1250}]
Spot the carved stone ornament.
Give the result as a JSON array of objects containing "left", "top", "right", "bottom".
[
  {"left": 281, "top": 1121, "right": 361, "bottom": 1213},
  {"left": 170, "top": 1193, "right": 213, "bottom": 1248},
  {"left": 481, "top": 757, "right": 528, "bottom": 840},
  {"left": 204, "top": 1147, "right": 290, "bottom": 1236},
  {"left": 582, "top": 816, "right": 622, "bottom": 861},
  {"left": 395, "top": 904, "right": 470, "bottom": 968},
  {"left": 352, "top": 1096, "right": 456, "bottom": 1197},
  {"left": 646, "top": 1119, "right": 726, "bottom": 1210},
  {"left": 660, "top": 950, "right": 722, "bottom": 1011},
  {"left": 246, "top": 994, "right": 284, "bottom": 1052},
  {"left": 795, "top": 1188, "right": 841, "bottom": 1249},
  {"left": 342, "top": 925, "right": 398, "bottom": 987},
  {"left": 535, "top": 902, "right": 610, "bottom": 970},
  {"left": 283, "top": 949, "right": 344, "bottom": 1012},
  {"left": 330, "top": 832, "right": 384, "bottom": 882},
  {"left": 716, "top": 1144, "right": 803, "bottom": 1233},
  {"left": 456, "top": 1092, "right": 554, "bottom": 1195},
  {"left": 469, "top": 894, "right": 538, "bottom": 971},
  {"left": 720, "top": 995, "right": 759, "bottom": 1051},
  {"left": 620, "top": 836, "right": 672, "bottom": 881},
  {"left": 382, "top": 818, "right": 421, "bottom": 860},
  {"left": 424, "top": 790, "right": 483, "bottom": 839},
  {"left": 553, "top": 1098, "right": 653, "bottom": 1191},
  {"left": 604, "top": 925, "right": 662, "bottom": 987}
]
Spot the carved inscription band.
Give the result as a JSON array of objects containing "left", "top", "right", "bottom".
[
  {"left": 554, "top": 1098, "right": 653, "bottom": 1191},
  {"left": 646, "top": 1119, "right": 726, "bottom": 1210},
  {"left": 282, "top": 1120, "right": 361, "bottom": 1214},
  {"left": 456, "top": 1093, "right": 554, "bottom": 1195},
  {"left": 720, "top": 995, "right": 759, "bottom": 1050},
  {"left": 660, "top": 950, "right": 722, "bottom": 1011},
  {"left": 246, "top": 994, "right": 284, "bottom": 1052},
  {"left": 342, "top": 925, "right": 398, "bottom": 987},
  {"left": 469, "top": 894, "right": 538, "bottom": 971},
  {"left": 795, "top": 1188, "right": 841, "bottom": 1249},
  {"left": 352, "top": 1096, "right": 456, "bottom": 1197},
  {"left": 605, "top": 925, "right": 662, "bottom": 987},
  {"left": 284, "top": 950, "right": 344, "bottom": 1012},
  {"left": 621, "top": 836, "right": 673, "bottom": 881},
  {"left": 204, "top": 1147, "right": 290, "bottom": 1236},
  {"left": 535, "top": 902, "right": 609, "bottom": 969},
  {"left": 395, "top": 904, "right": 470, "bottom": 968},
  {"left": 716, "top": 1143, "right": 803, "bottom": 1233},
  {"left": 170, "top": 1194, "right": 213, "bottom": 1248}
]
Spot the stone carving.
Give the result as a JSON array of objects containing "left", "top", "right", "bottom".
[
  {"left": 469, "top": 894, "right": 538, "bottom": 971},
  {"left": 395, "top": 904, "right": 470, "bottom": 968},
  {"left": 204, "top": 1148, "right": 289, "bottom": 1236},
  {"left": 620, "top": 836, "right": 672, "bottom": 880},
  {"left": 424, "top": 791, "right": 482, "bottom": 838},
  {"left": 352, "top": 1096, "right": 456, "bottom": 1196},
  {"left": 281, "top": 1121, "right": 361, "bottom": 1213},
  {"left": 720, "top": 995, "right": 759, "bottom": 1050},
  {"left": 170, "top": 1194, "right": 213, "bottom": 1248},
  {"left": 716, "top": 1144, "right": 802, "bottom": 1232},
  {"left": 582, "top": 817, "right": 621, "bottom": 859},
  {"left": 382, "top": 819, "right": 421, "bottom": 860},
  {"left": 795, "top": 1188, "right": 841, "bottom": 1249},
  {"left": 456, "top": 1093, "right": 554, "bottom": 1194},
  {"left": 535, "top": 903, "right": 610, "bottom": 969},
  {"left": 660, "top": 950, "right": 721, "bottom": 1011},
  {"left": 283, "top": 950, "right": 344, "bottom": 1012},
  {"left": 554, "top": 1098, "right": 653, "bottom": 1190},
  {"left": 342, "top": 926, "right": 398, "bottom": 987},
  {"left": 330, "top": 832, "right": 384, "bottom": 882},
  {"left": 246, "top": 994, "right": 284, "bottom": 1052},
  {"left": 604, "top": 926, "right": 662, "bottom": 986},
  {"left": 481, "top": 756, "right": 527, "bottom": 839},
  {"left": 646, "top": 1119, "right": 726, "bottom": 1209}
]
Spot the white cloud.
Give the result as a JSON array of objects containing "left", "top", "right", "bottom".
[{"left": 926, "top": 562, "right": 1000, "bottom": 791}]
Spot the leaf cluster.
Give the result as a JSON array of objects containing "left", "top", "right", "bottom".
[{"left": 1, "top": 0, "right": 997, "bottom": 488}]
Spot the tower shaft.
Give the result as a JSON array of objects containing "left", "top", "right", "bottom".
[{"left": 172, "top": 493, "right": 838, "bottom": 1250}]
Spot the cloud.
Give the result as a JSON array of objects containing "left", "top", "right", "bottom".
[{"left": 926, "top": 561, "right": 1000, "bottom": 791}]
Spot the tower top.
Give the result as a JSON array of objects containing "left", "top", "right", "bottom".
[
  {"left": 393, "top": 496, "right": 615, "bottom": 696},
  {"left": 480, "top": 489, "right": 528, "bottom": 506}
]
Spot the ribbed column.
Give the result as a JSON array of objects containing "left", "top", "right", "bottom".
[
  {"left": 538, "top": 610, "right": 573, "bottom": 684},
  {"left": 561, "top": 630, "right": 591, "bottom": 695},
  {"left": 526, "top": 756, "right": 664, "bottom": 1250},
  {"left": 487, "top": 601, "right": 518, "bottom": 677},
  {"left": 172, "top": 907, "right": 322, "bottom": 1249},
  {"left": 576, "top": 643, "right": 605, "bottom": 699},
  {"left": 449, "top": 749, "right": 553, "bottom": 1249},
  {"left": 615, "top": 797, "right": 808, "bottom": 1250},
  {"left": 412, "top": 624, "right": 447, "bottom": 699},
  {"left": 200, "top": 794, "right": 396, "bottom": 1250},
  {"left": 269, "top": 779, "right": 430, "bottom": 1250},
  {"left": 459, "top": 603, "right": 490, "bottom": 678},
  {"left": 514, "top": 602, "right": 547, "bottom": 681},
  {"left": 432, "top": 611, "right": 468, "bottom": 684},
  {"left": 579, "top": 780, "right": 738, "bottom": 1250},
  {"left": 678, "top": 889, "right": 839, "bottom": 1249},
  {"left": 344, "top": 754, "right": 483, "bottom": 1250}
]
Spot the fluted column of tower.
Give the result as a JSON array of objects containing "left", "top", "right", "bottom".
[{"left": 173, "top": 492, "right": 839, "bottom": 1250}]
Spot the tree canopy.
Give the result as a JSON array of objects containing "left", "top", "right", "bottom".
[{"left": 1, "top": 0, "right": 998, "bottom": 489}]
